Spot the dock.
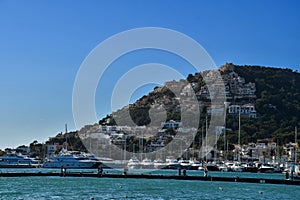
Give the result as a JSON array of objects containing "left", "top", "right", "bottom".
[{"left": 0, "top": 172, "right": 300, "bottom": 186}]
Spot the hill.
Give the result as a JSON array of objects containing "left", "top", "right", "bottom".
[
  {"left": 99, "top": 63, "right": 300, "bottom": 147},
  {"left": 30, "top": 63, "right": 300, "bottom": 160}
]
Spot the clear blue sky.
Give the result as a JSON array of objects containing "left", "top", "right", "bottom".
[{"left": 0, "top": 0, "right": 299, "bottom": 149}]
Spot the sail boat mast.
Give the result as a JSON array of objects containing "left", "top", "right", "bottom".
[
  {"left": 224, "top": 102, "right": 230, "bottom": 161},
  {"left": 238, "top": 109, "right": 241, "bottom": 162},
  {"left": 65, "top": 123, "right": 68, "bottom": 150},
  {"left": 295, "top": 126, "right": 298, "bottom": 164},
  {"left": 201, "top": 124, "right": 204, "bottom": 160},
  {"left": 205, "top": 115, "right": 208, "bottom": 162}
]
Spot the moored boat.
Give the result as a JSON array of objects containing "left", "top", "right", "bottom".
[
  {"left": 231, "top": 162, "right": 245, "bottom": 172},
  {"left": 140, "top": 158, "right": 154, "bottom": 169},
  {"left": 127, "top": 156, "right": 140, "bottom": 169},
  {"left": 258, "top": 164, "right": 275, "bottom": 173},
  {"left": 178, "top": 159, "right": 191, "bottom": 170},
  {"left": 243, "top": 162, "right": 258, "bottom": 173},
  {"left": 189, "top": 159, "right": 201, "bottom": 170},
  {"left": 42, "top": 151, "right": 100, "bottom": 169},
  {"left": 0, "top": 154, "right": 41, "bottom": 168},
  {"left": 206, "top": 162, "right": 219, "bottom": 171},
  {"left": 218, "top": 165, "right": 229, "bottom": 172},
  {"left": 153, "top": 159, "right": 167, "bottom": 169},
  {"left": 164, "top": 157, "right": 179, "bottom": 169},
  {"left": 96, "top": 157, "right": 124, "bottom": 169}
]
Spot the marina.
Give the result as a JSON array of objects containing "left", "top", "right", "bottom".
[{"left": 1, "top": 1, "right": 299, "bottom": 199}]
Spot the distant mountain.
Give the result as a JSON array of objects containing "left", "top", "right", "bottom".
[{"left": 99, "top": 63, "right": 300, "bottom": 146}]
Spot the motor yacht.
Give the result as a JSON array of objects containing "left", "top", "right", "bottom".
[
  {"left": 42, "top": 151, "right": 100, "bottom": 169},
  {"left": 0, "top": 153, "right": 41, "bottom": 168}
]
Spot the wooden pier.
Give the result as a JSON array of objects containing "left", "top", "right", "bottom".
[{"left": 0, "top": 172, "right": 299, "bottom": 186}]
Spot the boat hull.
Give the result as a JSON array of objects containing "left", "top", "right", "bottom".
[
  {"left": 0, "top": 164, "right": 40, "bottom": 168},
  {"left": 42, "top": 163, "right": 100, "bottom": 169}
]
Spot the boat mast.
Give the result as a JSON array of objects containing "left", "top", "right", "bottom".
[
  {"left": 224, "top": 102, "right": 230, "bottom": 161},
  {"left": 215, "top": 129, "right": 218, "bottom": 153},
  {"left": 238, "top": 109, "right": 241, "bottom": 162},
  {"left": 65, "top": 123, "right": 68, "bottom": 150},
  {"left": 124, "top": 138, "right": 127, "bottom": 166},
  {"left": 201, "top": 124, "right": 203, "bottom": 161},
  {"left": 205, "top": 115, "right": 208, "bottom": 162},
  {"left": 295, "top": 126, "right": 298, "bottom": 164},
  {"left": 224, "top": 117, "right": 226, "bottom": 161}
]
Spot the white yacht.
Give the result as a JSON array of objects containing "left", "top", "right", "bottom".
[
  {"left": 0, "top": 154, "right": 41, "bottom": 168},
  {"left": 226, "top": 162, "right": 245, "bottom": 172},
  {"left": 97, "top": 157, "right": 125, "bottom": 169},
  {"left": 198, "top": 166, "right": 205, "bottom": 171},
  {"left": 179, "top": 160, "right": 191, "bottom": 170},
  {"left": 153, "top": 159, "right": 167, "bottom": 169},
  {"left": 140, "top": 158, "right": 154, "bottom": 169},
  {"left": 258, "top": 164, "right": 275, "bottom": 173},
  {"left": 165, "top": 157, "right": 179, "bottom": 169},
  {"left": 231, "top": 162, "right": 245, "bottom": 172},
  {"left": 127, "top": 156, "right": 140, "bottom": 169},
  {"left": 42, "top": 151, "right": 100, "bottom": 169},
  {"left": 218, "top": 165, "right": 229, "bottom": 172},
  {"left": 189, "top": 159, "right": 201, "bottom": 170}
]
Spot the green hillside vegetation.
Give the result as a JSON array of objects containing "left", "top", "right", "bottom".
[
  {"left": 100, "top": 64, "right": 300, "bottom": 149},
  {"left": 230, "top": 65, "right": 300, "bottom": 145}
]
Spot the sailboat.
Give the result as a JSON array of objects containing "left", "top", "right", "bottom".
[{"left": 291, "top": 126, "right": 300, "bottom": 179}]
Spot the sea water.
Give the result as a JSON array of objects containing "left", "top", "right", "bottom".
[{"left": 0, "top": 169, "right": 299, "bottom": 199}]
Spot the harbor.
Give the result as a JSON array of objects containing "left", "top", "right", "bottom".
[{"left": 1, "top": 1, "right": 299, "bottom": 199}]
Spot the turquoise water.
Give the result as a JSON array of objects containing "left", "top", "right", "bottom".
[{"left": 0, "top": 169, "right": 299, "bottom": 199}]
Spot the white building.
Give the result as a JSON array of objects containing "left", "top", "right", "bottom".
[
  {"left": 46, "top": 143, "right": 59, "bottom": 156},
  {"left": 161, "top": 120, "right": 182, "bottom": 128},
  {"left": 207, "top": 105, "right": 225, "bottom": 115},
  {"left": 228, "top": 104, "right": 257, "bottom": 118},
  {"left": 16, "top": 145, "right": 30, "bottom": 154}
]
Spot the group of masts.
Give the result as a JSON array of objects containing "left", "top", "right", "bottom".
[
  {"left": 63, "top": 102, "right": 298, "bottom": 165},
  {"left": 209, "top": 106, "right": 298, "bottom": 164}
]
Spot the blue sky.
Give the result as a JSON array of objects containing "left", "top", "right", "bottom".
[{"left": 0, "top": 0, "right": 299, "bottom": 149}]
